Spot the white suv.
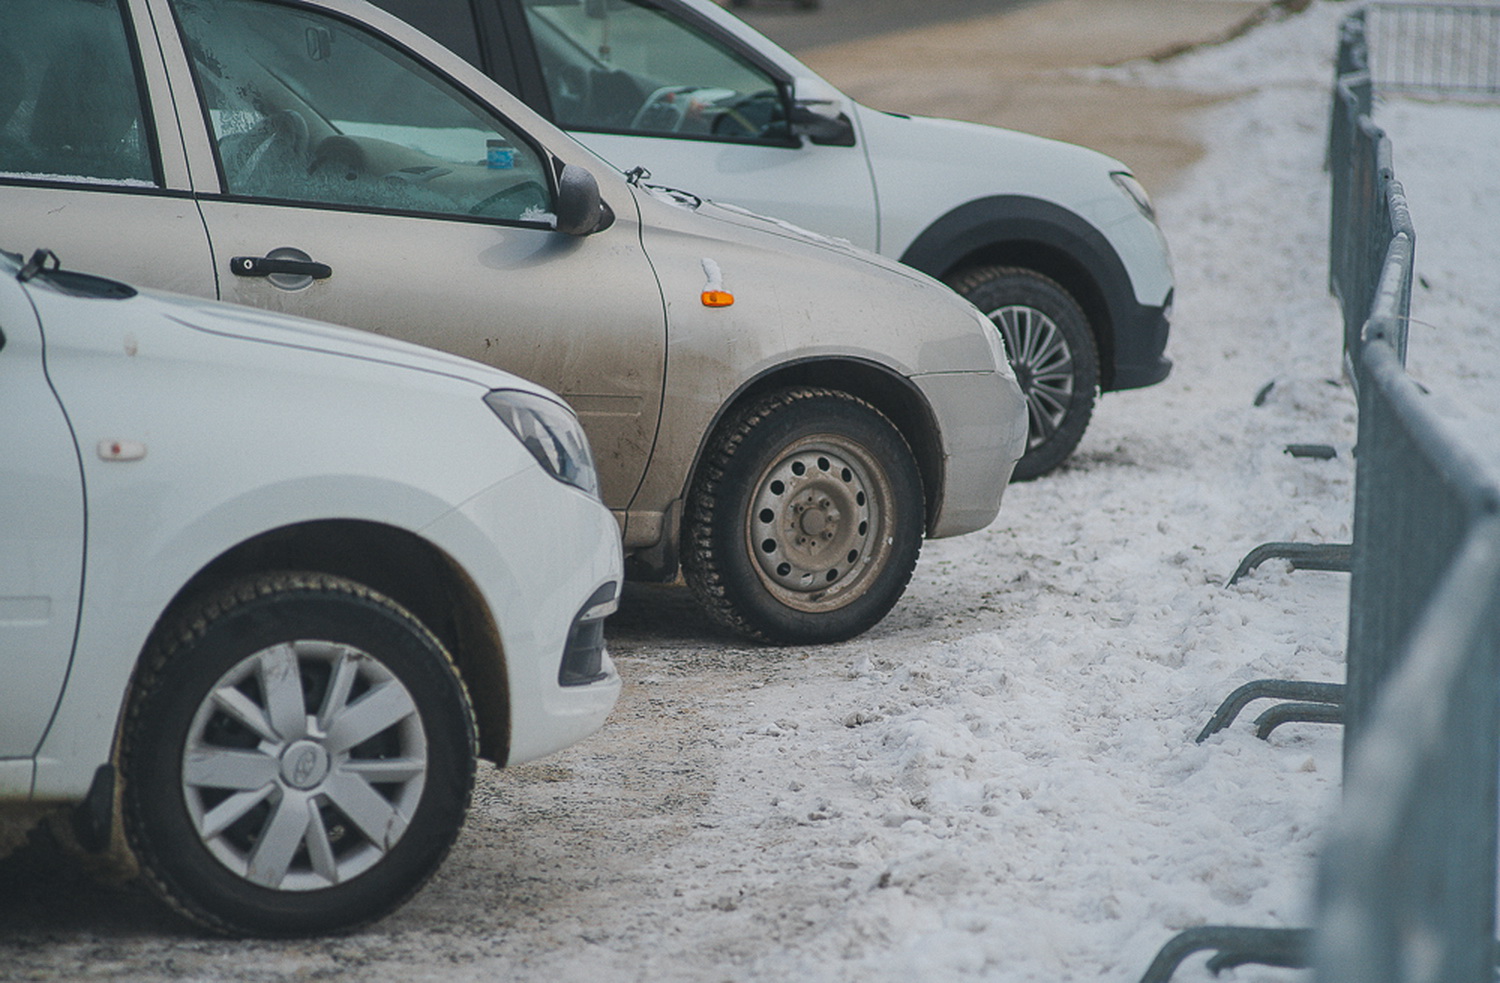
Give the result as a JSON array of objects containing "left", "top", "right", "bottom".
[
  {"left": 369, "top": 0, "right": 1176, "bottom": 479},
  {"left": 0, "top": 247, "right": 622, "bottom": 936}
]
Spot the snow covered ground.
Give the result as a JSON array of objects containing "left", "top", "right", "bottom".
[
  {"left": 592, "top": 6, "right": 1499, "bottom": 981},
  {"left": 4, "top": 3, "right": 1497, "bottom": 981}
]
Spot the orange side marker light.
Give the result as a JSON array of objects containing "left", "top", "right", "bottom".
[{"left": 700, "top": 257, "right": 733, "bottom": 307}]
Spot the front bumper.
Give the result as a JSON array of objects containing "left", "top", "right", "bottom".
[
  {"left": 421, "top": 467, "right": 623, "bottom": 767},
  {"left": 913, "top": 368, "right": 1028, "bottom": 539},
  {"left": 1107, "top": 289, "right": 1173, "bottom": 391}
]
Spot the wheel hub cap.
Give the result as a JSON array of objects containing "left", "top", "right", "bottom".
[
  {"left": 279, "top": 740, "right": 331, "bottom": 790},
  {"left": 989, "top": 303, "right": 1074, "bottom": 447},
  {"left": 181, "top": 641, "right": 427, "bottom": 891},
  {"left": 750, "top": 445, "right": 876, "bottom": 598}
]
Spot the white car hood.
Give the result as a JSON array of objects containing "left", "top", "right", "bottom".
[
  {"left": 859, "top": 109, "right": 1131, "bottom": 207},
  {"left": 141, "top": 288, "right": 547, "bottom": 397}
]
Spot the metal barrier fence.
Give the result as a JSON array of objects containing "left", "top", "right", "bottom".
[
  {"left": 1367, "top": 0, "right": 1500, "bottom": 96},
  {"left": 1313, "top": 319, "right": 1500, "bottom": 983},
  {"left": 1140, "top": 7, "right": 1500, "bottom": 980},
  {"left": 1329, "top": 10, "right": 1415, "bottom": 384}
]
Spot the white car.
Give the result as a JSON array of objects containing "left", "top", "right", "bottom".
[
  {"left": 0, "top": 247, "right": 622, "bottom": 936},
  {"left": 367, "top": 0, "right": 1176, "bottom": 479}
]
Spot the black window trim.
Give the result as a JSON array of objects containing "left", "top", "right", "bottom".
[
  {"left": 191, "top": 189, "right": 559, "bottom": 233},
  {"left": 0, "top": 176, "right": 194, "bottom": 199},
  {"left": 119, "top": 0, "right": 171, "bottom": 188}
]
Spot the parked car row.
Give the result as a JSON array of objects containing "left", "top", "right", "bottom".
[
  {"left": 364, "top": 0, "right": 1175, "bottom": 479},
  {"left": 1, "top": 0, "right": 1170, "bottom": 939},
  {"left": 6, "top": 0, "right": 1028, "bottom": 646}
]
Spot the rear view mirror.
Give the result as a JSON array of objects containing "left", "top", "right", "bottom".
[
  {"left": 306, "top": 26, "right": 332, "bottom": 61},
  {"left": 555, "top": 163, "right": 614, "bottom": 236},
  {"left": 584, "top": 0, "right": 627, "bottom": 18}
]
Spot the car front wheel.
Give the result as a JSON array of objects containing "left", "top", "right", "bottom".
[
  {"left": 121, "top": 573, "right": 477, "bottom": 937},
  {"left": 950, "top": 266, "right": 1099, "bottom": 481},
  {"left": 684, "top": 388, "right": 923, "bottom": 645}
]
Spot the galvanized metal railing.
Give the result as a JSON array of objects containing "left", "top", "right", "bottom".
[
  {"left": 1329, "top": 12, "right": 1415, "bottom": 382},
  {"left": 1140, "top": 7, "right": 1500, "bottom": 980},
  {"left": 1367, "top": 0, "right": 1500, "bottom": 96},
  {"left": 1313, "top": 320, "right": 1500, "bottom": 983}
]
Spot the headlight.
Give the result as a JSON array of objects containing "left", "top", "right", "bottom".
[
  {"left": 484, "top": 389, "right": 600, "bottom": 498},
  {"left": 1111, "top": 171, "right": 1156, "bottom": 221}
]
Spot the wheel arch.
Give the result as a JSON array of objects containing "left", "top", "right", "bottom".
[
  {"left": 899, "top": 195, "right": 1136, "bottom": 390},
  {"left": 137, "top": 520, "right": 511, "bottom": 764},
  {"left": 689, "top": 357, "right": 946, "bottom": 538}
]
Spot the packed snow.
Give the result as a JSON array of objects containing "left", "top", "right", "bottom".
[
  {"left": 599, "top": 5, "right": 1498, "bottom": 981},
  {"left": 4, "top": 2, "right": 1497, "bottom": 981}
]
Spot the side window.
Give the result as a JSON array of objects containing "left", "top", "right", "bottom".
[
  {"left": 0, "top": 0, "right": 157, "bottom": 186},
  {"left": 171, "top": 0, "right": 553, "bottom": 224},
  {"left": 521, "top": 0, "right": 788, "bottom": 143}
]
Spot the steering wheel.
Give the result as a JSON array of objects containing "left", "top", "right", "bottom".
[
  {"left": 709, "top": 90, "right": 783, "bottom": 140},
  {"left": 630, "top": 85, "right": 697, "bottom": 132},
  {"left": 308, "top": 134, "right": 368, "bottom": 183},
  {"left": 221, "top": 110, "right": 309, "bottom": 191}
]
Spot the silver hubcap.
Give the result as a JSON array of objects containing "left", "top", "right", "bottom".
[
  {"left": 990, "top": 304, "right": 1074, "bottom": 449},
  {"left": 182, "top": 641, "right": 427, "bottom": 891},
  {"left": 746, "top": 435, "right": 893, "bottom": 613}
]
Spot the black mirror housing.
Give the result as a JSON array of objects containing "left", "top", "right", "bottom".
[
  {"left": 789, "top": 105, "right": 856, "bottom": 147},
  {"left": 555, "top": 163, "right": 614, "bottom": 236}
]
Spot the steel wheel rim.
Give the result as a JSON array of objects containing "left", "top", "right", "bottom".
[
  {"left": 745, "top": 434, "right": 894, "bottom": 613},
  {"left": 182, "top": 640, "right": 428, "bottom": 891},
  {"left": 990, "top": 303, "right": 1075, "bottom": 449}
]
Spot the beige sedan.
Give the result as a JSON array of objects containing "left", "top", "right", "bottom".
[{"left": 2, "top": 0, "right": 1026, "bottom": 644}]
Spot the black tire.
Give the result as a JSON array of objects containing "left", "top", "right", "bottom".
[
  {"left": 949, "top": 266, "right": 1099, "bottom": 481},
  {"left": 683, "top": 388, "right": 923, "bottom": 645},
  {"left": 121, "top": 573, "right": 477, "bottom": 937}
]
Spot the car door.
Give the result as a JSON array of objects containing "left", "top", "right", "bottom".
[
  {"left": 0, "top": 0, "right": 217, "bottom": 298},
  {"left": 0, "top": 264, "right": 86, "bottom": 767},
  {"left": 155, "top": 0, "right": 668, "bottom": 513},
  {"left": 496, "top": 0, "right": 879, "bottom": 249}
]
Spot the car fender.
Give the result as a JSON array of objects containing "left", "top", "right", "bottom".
[
  {"left": 29, "top": 474, "right": 493, "bottom": 802},
  {"left": 622, "top": 185, "right": 1016, "bottom": 557},
  {"left": 902, "top": 193, "right": 1134, "bottom": 356}
]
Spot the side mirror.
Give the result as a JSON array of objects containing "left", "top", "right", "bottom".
[
  {"left": 789, "top": 105, "right": 855, "bottom": 146},
  {"left": 788, "top": 77, "right": 856, "bottom": 147},
  {"left": 555, "top": 163, "right": 614, "bottom": 236}
]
